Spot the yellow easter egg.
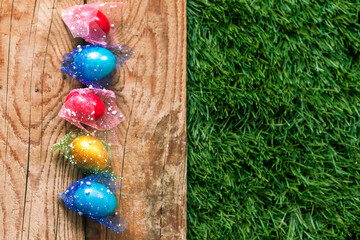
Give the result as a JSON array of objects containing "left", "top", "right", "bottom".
[{"left": 70, "top": 135, "right": 109, "bottom": 170}]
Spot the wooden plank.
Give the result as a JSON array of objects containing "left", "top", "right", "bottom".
[
  {"left": 0, "top": 0, "right": 84, "bottom": 239},
  {"left": 85, "top": 0, "right": 187, "bottom": 239},
  {"left": 0, "top": 0, "right": 187, "bottom": 239}
]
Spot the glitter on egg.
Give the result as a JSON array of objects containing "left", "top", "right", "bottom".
[
  {"left": 64, "top": 90, "right": 105, "bottom": 122},
  {"left": 71, "top": 135, "right": 109, "bottom": 171},
  {"left": 57, "top": 88, "right": 125, "bottom": 143},
  {"left": 51, "top": 131, "right": 118, "bottom": 175},
  {"left": 61, "top": 2, "right": 126, "bottom": 46},
  {"left": 58, "top": 174, "right": 127, "bottom": 234},
  {"left": 61, "top": 45, "right": 134, "bottom": 89}
]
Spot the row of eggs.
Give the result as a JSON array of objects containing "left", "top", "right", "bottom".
[{"left": 60, "top": 9, "right": 121, "bottom": 225}]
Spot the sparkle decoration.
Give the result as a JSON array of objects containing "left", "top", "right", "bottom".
[
  {"left": 56, "top": 1, "right": 132, "bottom": 234},
  {"left": 62, "top": 2, "right": 126, "bottom": 46},
  {"left": 58, "top": 174, "right": 127, "bottom": 234},
  {"left": 52, "top": 131, "right": 116, "bottom": 176},
  {"left": 61, "top": 44, "right": 134, "bottom": 89},
  {"left": 58, "top": 88, "right": 125, "bottom": 144}
]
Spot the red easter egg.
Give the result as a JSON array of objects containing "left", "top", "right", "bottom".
[
  {"left": 65, "top": 90, "right": 80, "bottom": 102},
  {"left": 95, "top": 10, "right": 110, "bottom": 34},
  {"left": 65, "top": 91, "right": 105, "bottom": 122}
]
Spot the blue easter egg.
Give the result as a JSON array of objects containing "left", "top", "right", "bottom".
[
  {"left": 74, "top": 182, "right": 117, "bottom": 217},
  {"left": 73, "top": 46, "right": 116, "bottom": 81}
]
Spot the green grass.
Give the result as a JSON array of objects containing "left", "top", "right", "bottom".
[{"left": 186, "top": 0, "right": 360, "bottom": 239}]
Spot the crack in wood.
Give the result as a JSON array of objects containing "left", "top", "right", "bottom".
[
  {"left": 4, "top": 0, "right": 15, "bottom": 187},
  {"left": 21, "top": 0, "right": 57, "bottom": 238},
  {"left": 21, "top": 1, "right": 39, "bottom": 238},
  {"left": 119, "top": 75, "right": 139, "bottom": 204},
  {"left": 26, "top": 195, "right": 32, "bottom": 240}
]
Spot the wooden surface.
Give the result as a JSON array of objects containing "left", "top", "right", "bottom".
[{"left": 0, "top": 0, "right": 187, "bottom": 239}]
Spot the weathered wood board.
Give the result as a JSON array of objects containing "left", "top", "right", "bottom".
[{"left": 0, "top": 0, "right": 187, "bottom": 239}]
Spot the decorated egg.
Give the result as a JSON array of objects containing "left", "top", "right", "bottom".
[
  {"left": 74, "top": 182, "right": 117, "bottom": 217},
  {"left": 70, "top": 135, "right": 109, "bottom": 170},
  {"left": 65, "top": 90, "right": 105, "bottom": 122},
  {"left": 73, "top": 46, "right": 116, "bottom": 81},
  {"left": 58, "top": 89, "right": 126, "bottom": 138},
  {"left": 61, "top": 45, "right": 134, "bottom": 89},
  {"left": 94, "top": 10, "right": 110, "bottom": 33},
  {"left": 58, "top": 174, "right": 127, "bottom": 233}
]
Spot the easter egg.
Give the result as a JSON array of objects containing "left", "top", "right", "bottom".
[
  {"left": 95, "top": 10, "right": 110, "bottom": 33},
  {"left": 70, "top": 135, "right": 109, "bottom": 170},
  {"left": 74, "top": 182, "right": 117, "bottom": 217},
  {"left": 65, "top": 91, "right": 105, "bottom": 122},
  {"left": 73, "top": 46, "right": 116, "bottom": 81}
]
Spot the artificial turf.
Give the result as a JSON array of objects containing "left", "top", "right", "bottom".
[{"left": 186, "top": 0, "right": 360, "bottom": 239}]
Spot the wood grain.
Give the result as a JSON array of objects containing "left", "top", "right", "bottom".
[
  {"left": 0, "top": 0, "right": 85, "bottom": 239},
  {"left": 0, "top": 0, "right": 186, "bottom": 239}
]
